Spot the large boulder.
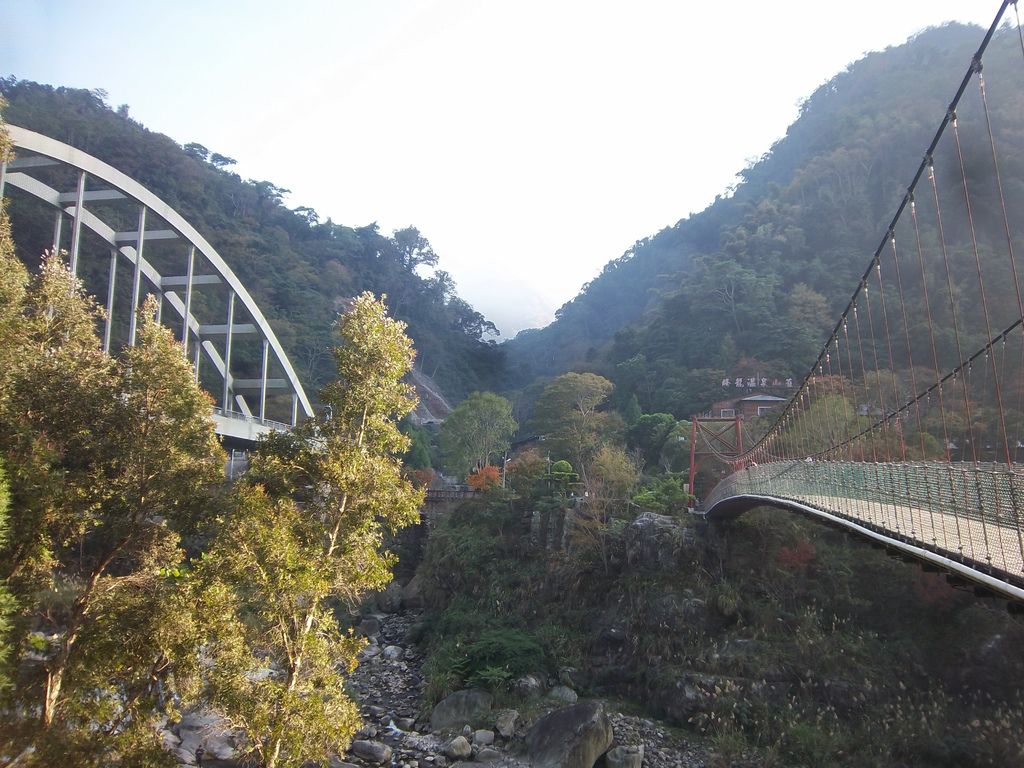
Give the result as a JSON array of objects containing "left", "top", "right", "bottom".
[
  {"left": 349, "top": 740, "right": 392, "bottom": 764},
  {"left": 444, "top": 735, "right": 473, "bottom": 760},
  {"left": 430, "top": 688, "right": 494, "bottom": 732},
  {"left": 525, "top": 702, "right": 613, "bottom": 768},
  {"left": 377, "top": 581, "right": 404, "bottom": 613},
  {"left": 495, "top": 709, "right": 519, "bottom": 738},
  {"left": 548, "top": 685, "right": 578, "bottom": 705},
  {"left": 513, "top": 673, "right": 545, "bottom": 699},
  {"left": 606, "top": 744, "right": 644, "bottom": 768},
  {"left": 402, "top": 572, "right": 425, "bottom": 611},
  {"left": 623, "top": 512, "right": 697, "bottom": 569}
]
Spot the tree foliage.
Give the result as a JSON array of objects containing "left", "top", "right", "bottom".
[
  {"left": 504, "top": 23, "right": 1024, "bottom": 426},
  {"left": 531, "top": 373, "right": 616, "bottom": 485},
  {"left": 199, "top": 293, "right": 422, "bottom": 768},
  {"left": 440, "top": 391, "right": 517, "bottom": 477},
  {"left": 0, "top": 248, "right": 223, "bottom": 764}
]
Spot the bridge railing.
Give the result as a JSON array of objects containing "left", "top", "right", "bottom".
[
  {"left": 705, "top": 459, "right": 1024, "bottom": 589},
  {"left": 212, "top": 406, "right": 292, "bottom": 432}
]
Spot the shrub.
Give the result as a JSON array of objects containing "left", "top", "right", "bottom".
[
  {"left": 467, "top": 464, "right": 501, "bottom": 491},
  {"left": 463, "top": 629, "right": 546, "bottom": 689}
]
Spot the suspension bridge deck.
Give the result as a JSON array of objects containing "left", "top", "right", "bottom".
[{"left": 703, "top": 460, "right": 1024, "bottom": 601}]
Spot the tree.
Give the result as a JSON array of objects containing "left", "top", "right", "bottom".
[
  {"left": 392, "top": 226, "right": 438, "bottom": 271},
  {"left": 466, "top": 465, "right": 501, "bottom": 491},
  {"left": 658, "top": 420, "right": 692, "bottom": 472},
  {"left": 505, "top": 447, "right": 546, "bottom": 499},
  {"left": 531, "top": 372, "right": 615, "bottom": 485},
  {"left": 627, "top": 413, "right": 677, "bottom": 469},
  {"left": 200, "top": 293, "right": 422, "bottom": 768},
  {"left": 0, "top": 254, "right": 224, "bottom": 763},
  {"left": 403, "top": 423, "right": 433, "bottom": 469},
  {"left": 572, "top": 444, "right": 639, "bottom": 573},
  {"left": 440, "top": 391, "right": 517, "bottom": 477},
  {"left": 0, "top": 463, "right": 14, "bottom": 693}
]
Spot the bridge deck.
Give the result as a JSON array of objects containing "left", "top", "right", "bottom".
[
  {"left": 704, "top": 461, "right": 1024, "bottom": 600},
  {"left": 792, "top": 493, "right": 1023, "bottom": 579}
]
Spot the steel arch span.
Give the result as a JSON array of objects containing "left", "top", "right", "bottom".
[{"left": 1, "top": 125, "right": 314, "bottom": 441}]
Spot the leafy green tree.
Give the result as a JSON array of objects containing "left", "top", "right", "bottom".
[
  {"left": 200, "top": 293, "right": 422, "bottom": 768},
  {"left": 632, "top": 473, "right": 693, "bottom": 513},
  {"left": 531, "top": 373, "right": 615, "bottom": 485},
  {"left": 627, "top": 413, "right": 677, "bottom": 469},
  {"left": 0, "top": 252, "right": 223, "bottom": 763},
  {"left": 0, "top": 463, "right": 14, "bottom": 693},
  {"left": 403, "top": 422, "right": 433, "bottom": 469},
  {"left": 573, "top": 444, "right": 639, "bottom": 573},
  {"left": 658, "top": 420, "right": 692, "bottom": 472},
  {"left": 621, "top": 393, "right": 642, "bottom": 425},
  {"left": 440, "top": 391, "right": 517, "bottom": 477}
]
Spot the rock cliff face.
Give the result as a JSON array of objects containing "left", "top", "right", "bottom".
[
  {"left": 409, "top": 368, "right": 452, "bottom": 425},
  {"left": 413, "top": 487, "right": 1024, "bottom": 765}
]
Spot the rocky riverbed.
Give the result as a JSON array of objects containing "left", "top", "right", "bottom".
[
  {"left": 338, "top": 607, "right": 714, "bottom": 768},
  {"left": 163, "top": 602, "right": 715, "bottom": 768}
]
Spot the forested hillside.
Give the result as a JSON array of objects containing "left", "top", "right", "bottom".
[
  {"left": 507, "top": 22, "right": 1024, "bottom": 419},
  {"left": 0, "top": 78, "right": 504, "bottom": 401}
]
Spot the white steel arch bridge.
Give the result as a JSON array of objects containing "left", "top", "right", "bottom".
[{"left": 1, "top": 125, "right": 314, "bottom": 442}]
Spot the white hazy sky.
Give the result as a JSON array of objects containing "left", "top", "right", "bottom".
[{"left": 3, "top": 1, "right": 999, "bottom": 336}]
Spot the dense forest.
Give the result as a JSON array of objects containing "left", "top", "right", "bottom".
[
  {"left": 0, "top": 77, "right": 504, "bottom": 402},
  {"left": 505, "top": 22, "right": 1024, "bottom": 422}
]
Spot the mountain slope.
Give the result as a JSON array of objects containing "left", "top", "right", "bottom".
[{"left": 504, "top": 22, "right": 1015, "bottom": 413}]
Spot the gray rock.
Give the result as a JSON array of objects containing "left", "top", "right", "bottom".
[
  {"left": 358, "top": 617, "right": 382, "bottom": 638},
  {"left": 558, "top": 667, "right": 579, "bottom": 688},
  {"left": 177, "top": 711, "right": 221, "bottom": 731},
  {"left": 623, "top": 512, "right": 697, "bottom": 569},
  {"left": 349, "top": 740, "right": 393, "bottom": 764},
  {"left": 513, "top": 674, "right": 544, "bottom": 699},
  {"left": 525, "top": 702, "right": 613, "bottom": 768},
  {"left": 329, "top": 760, "right": 360, "bottom": 768},
  {"left": 160, "top": 729, "right": 181, "bottom": 750},
  {"left": 473, "top": 729, "right": 495, "bottom": 746},
  {"left": 430, "top": 689, "right": 494, "bottom": 732},
  {"left": 476, "top": 748, "right": 502, "bottom": 762},
  {"left": 378, "top": 581, "right": 404, "bottom": 613},
  {"left": 494, "top": 709, "right": 518, "bottom": 739},
  {"left": 605, "top": 744, "right": 644, "bottom": 768},
  {"left": 201, "top": 732, "right": 238, "bottom": 760},
  {"left": 360, "top": 644, "right": 382, "bottom": 660},
  {"left": 382, "top": 644, "right": 405, "bottom": 660},
  {"left": 396, "top": 716, "right": 417, "bottom": 731},
  {"left": 548, "top": 685, "right": 578, "bottom": 705},
  {"left": 444, "top": 735, "right": 473, "bottom": 760},
  {"left": 403, "top": 572, "right": 425, "bottom": 611}
]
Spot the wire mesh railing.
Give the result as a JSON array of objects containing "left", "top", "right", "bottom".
[{"left": 705, "top": 460, "right": 1024, "bottom": 589}]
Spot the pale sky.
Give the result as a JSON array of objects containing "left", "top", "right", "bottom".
[{"left": 3, "top": 1, "right": 999, "bottom": 336}]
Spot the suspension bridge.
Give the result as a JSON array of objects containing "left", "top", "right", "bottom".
[
  {"left": 691, "top": 0, "right": 1024, "bottom": 603},
  {"left": 0, "top": 125, "right": 314, "bottom": 443}
]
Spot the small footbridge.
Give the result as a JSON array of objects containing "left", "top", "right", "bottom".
[
  {"left": 1, "top": 125, "right": 313, "bottom": 443},
  {"left": 692, "top": 1, "right": 1024, "bottom": 603}
]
